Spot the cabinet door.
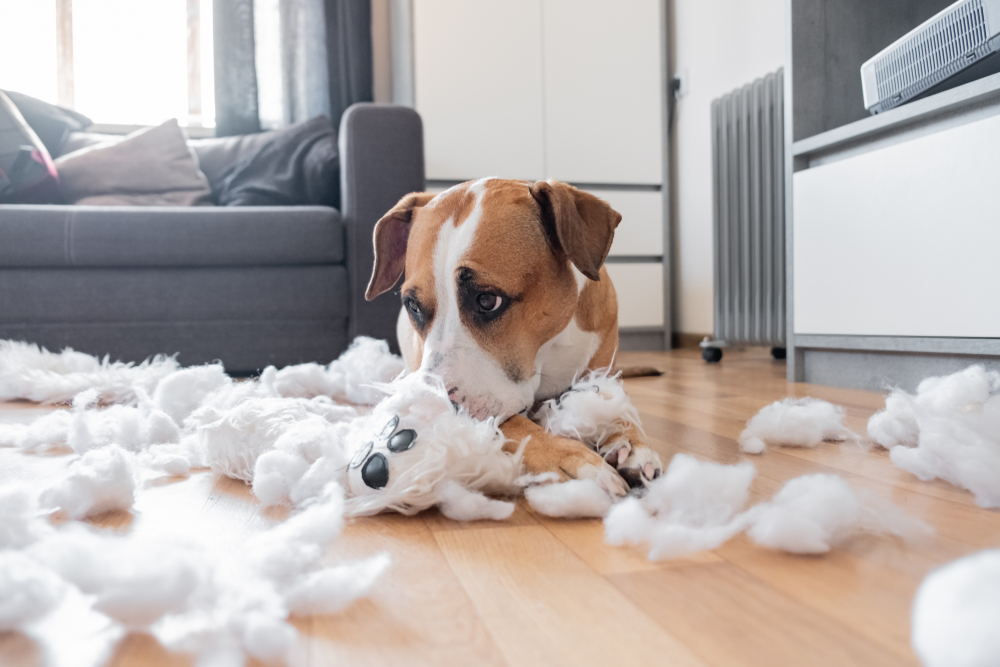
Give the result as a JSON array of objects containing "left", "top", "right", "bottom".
[
  {"left": 542, "top": 0, "right": 664, "bottom": 185},
  {"left": 605, "top": 263, "right": 664, "bottom": 328},
  {"left": 582, "top": 189, "right": 663, "bottom": 257},
  {"left": 794, "top": 113, "right": 1000, "bottom": 338},
  {"left": 413, "top": 0, "right": 545, "bottom": 181}
]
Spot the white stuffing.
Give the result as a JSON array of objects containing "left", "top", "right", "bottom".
[
  {"left": 0, "top": 551, "right": 66, "bottom": 630},
  {"left": 911, "top": 549, "right": 1000, "bottom": 667},
  {"left": 534, "top": 369, "right": 642, "bottom": 461},
  {"left": 868, "top": 365, "right": 1000, "bottom": 508},
  {"left": 605, "top": 454, "right": 755, "bottom": 559},
  {"left": 525, "top": 479, "right": 613, "bottom": 518},
  {"left": 0, "top": 484, "right": 53, "bottom": 549},
  {"left": 0, "top": 340, "right": 179, "bottom": 405},
  {"left": 31, "top": 527, "right": 206, "bottom": 628},
  {"left": 0, "top": 481, "right": 388, "bottom": 663},
  {"left": 745, "top": 474, "right": 931, "bottom": 554},
  {"left": 738, "top": 397, "right": 851, "bottom": 454},
  {"left": 284, "top": 553, "right": 393, "bottom": 616},
  {"left": 0, "top": 409, "right": 73, "bottom": 451},
  {"left": 150, "top": 363, "right": 231, "bottom": 424},
  {"left": 604, "top": 454, "right": 929, "bottom": 560},
  {"left": 270, "top": 336, "right": 406, "bottom": 405},
  {"left": 437, "top": 480, "right": 515, "bottom": 521},
  {"left": 38, "top": 446, "right": 136, "bottom": 519}
]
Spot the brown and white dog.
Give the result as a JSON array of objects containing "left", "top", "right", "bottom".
[{"left": 365, "top": 178, "right": 662, "bottom": 496}]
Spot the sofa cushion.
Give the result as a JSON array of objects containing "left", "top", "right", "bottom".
[
  {"left": 0, "top": 265, "right": 349, "bottom": 325},
  {"left": 215, "top": 116, "right": 339, "bottom": 208},
  {"left": 3, "top": 90, "right": 93, "bottom": 158},
  {"left": 0, "top": 205, "right": 344, "bottom": 268},
  {"left": 188, "top": 130, "right": 277, "bottom": 196},
  {"left": 55, "top": 120, "right": 213, "bottom": 206}
]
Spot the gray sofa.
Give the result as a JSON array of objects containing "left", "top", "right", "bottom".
[{"left": 0, "top": 104, "right": 424, "bottom": 373}]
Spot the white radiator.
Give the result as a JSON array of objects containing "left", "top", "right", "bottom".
[{"left": 710, "top": 69, "right": 786, "bottom": 347}]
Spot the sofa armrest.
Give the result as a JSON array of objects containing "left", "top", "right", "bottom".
[{"left": 339, "top": 103, "right": 424, "bottom": 350}]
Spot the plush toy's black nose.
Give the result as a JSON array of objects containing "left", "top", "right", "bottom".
[{"left": 361, "top": 453, "right": 389, "bottom": 489}]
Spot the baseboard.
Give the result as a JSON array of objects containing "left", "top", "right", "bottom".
[
  {"left": 619, "top": 328, "right": 667, "bottom": 352},
  {"left": 671, "top": 332, "right": 710, "bottom": 349},
  {"left": 801, "top": 348, "right": 1000, "bottom": 392}
]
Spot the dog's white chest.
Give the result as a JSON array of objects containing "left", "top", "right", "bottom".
[{"left": 533, "top": 318, "right": 601, "bottom": 401}]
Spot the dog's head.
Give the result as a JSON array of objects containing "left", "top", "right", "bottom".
[{"left": 365, "top": 178, "right": 620, "bottom": 421}]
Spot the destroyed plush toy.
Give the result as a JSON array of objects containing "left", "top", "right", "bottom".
[{"left": 0, "top": 338, "right": 641, "bottom": 520}]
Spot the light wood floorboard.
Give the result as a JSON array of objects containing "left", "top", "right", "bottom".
[{"left": 1, "top": 347, "right": 996, "bottom": 666}]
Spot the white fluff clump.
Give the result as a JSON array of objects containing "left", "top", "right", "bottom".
[
  {"left": 0, "top": 551, "right": 65, "bottom": 630},
  {"left": 525, "top": 479, "right": 613, "bottom": 518},
  {"left": 1, "top": 483, "right": 388, "bottom": 663},
  {"left": 0, "top": 340, "right": 179, "bottom": 405},
  {"left": 912, "top": 549, "right": 1000, "bottom": 667},
  {"left": 39, "top": 446, "right": 136, "bottom": 519},
  {"left": 604, "top": 455, "right": 929, "bottom": 560},
  {"left": 746, "top": 474, "right": 931, "bottom": 554},
  {"left": 437, "top": 480, "right": 515, "bottom": 521},
  {"left": 31, "top": 527, "right": 206, "bottom": 628},
  {"left": 0, "top": 410, "right": 72, "bottom": 452},
  {"left": 271, "top": 336, "right": 406, "bottom": 405},
  {"left": 194, "top": 396, "right": 353, "bottom": 485},
  {"left": 868, "top": 365, "right": 1000, "bottom": 508},
  {"left": 605, "top": 454, "right": 755, "bottom": 559},
  {"left": 534, "top": 370, "right": 641, "bottom": 459},
  {"left": 0, "top": 485, "right": 53, "bottom": 549},
  {"left": 343, "top": 372, "right": 523, "bottom": 517},
  {"left": 738, "top": 397, "right": 849, "bottom": 454},
  {"left": 151, "top": 364, "right": 231, "bottom": 424}
]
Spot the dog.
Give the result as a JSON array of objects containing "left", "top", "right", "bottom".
[{"left": 365, "top": 178, "right": 663, "bottom": 496}]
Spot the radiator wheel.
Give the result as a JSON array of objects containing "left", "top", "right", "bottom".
[
  {"left": 702, "top": 347, "right": 723, "bottom": 363},
  {"left": 771, "top": 347, "right": 787, "bottom": 360}
]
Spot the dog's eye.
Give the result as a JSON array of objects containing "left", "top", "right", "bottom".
[
  {"left": 476, "top": 293, "right": 504, "bottom": 313},
  {"left": 403, "top": 296, "right": 426, "bottom": 328}
]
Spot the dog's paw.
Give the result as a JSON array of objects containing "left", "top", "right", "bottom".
[
  {"left": 616, "top": 446, "right": 663, "bottom": 489},
  {"left": 571, "top": 457, "right": 630, "bottom": 498}
]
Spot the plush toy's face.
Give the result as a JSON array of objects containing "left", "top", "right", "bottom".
[{"left": 346, "top": 414, "right": 420, "bottom": 495}]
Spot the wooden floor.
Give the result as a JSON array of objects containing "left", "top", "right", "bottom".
[{"left": 2, "top": 347, "right": 998, "bottom": 667}]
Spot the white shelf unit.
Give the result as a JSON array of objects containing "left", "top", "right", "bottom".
[
  {"left": 410, "top": 0, "right": 671, "bottom": 348},
  {"left": 786, "top": 0, "right": 1000, "bottom": 390}
]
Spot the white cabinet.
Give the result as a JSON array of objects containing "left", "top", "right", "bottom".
[
  {"left": 412, "top": 0, "right": 545, "bottom": 180},
  {"left": 412, "top": 0, "right": 664, "bottom": 184},
  {"left": 605, "top": 263, "right": 664, "bottom": 327},
  {"left": 584, "top": 189, "right": 663, "bottom": 257},
  {"left": 542, "top": 0, "right": 663, "bottom": 184},
  {"left": 794, "top": 112, "right": 1000, "bottom": 339}
]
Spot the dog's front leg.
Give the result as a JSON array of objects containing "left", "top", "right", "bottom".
[{"left": 500, "top": 415, "right": 629, "bottom": 497}]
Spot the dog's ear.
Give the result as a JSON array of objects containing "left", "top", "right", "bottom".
[
  {"left": 366, "top": 192, "right": 436, "bottom": 300},
  {"left": 529, "top": 180, "right": 621, "bottom": 281}
]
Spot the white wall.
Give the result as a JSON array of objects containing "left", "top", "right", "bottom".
[{"left": 672, "top": 0, "right": 785, "bottom": 334}]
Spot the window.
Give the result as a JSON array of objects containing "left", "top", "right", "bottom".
[{"left": 0, "top": 0, "right": 216, "bottom": 128}]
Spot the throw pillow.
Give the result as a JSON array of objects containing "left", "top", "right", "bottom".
[
  {"left": 214, "top": 115, "right": 339, "bottom": 208},
  {"left": 0, "top": 90, "right": 60, "bottom": 204},
  {"left": 55, "top": 119, "right": 213, "bottom": 206},
  {"left": 3, "top": 90, "right": 93, "bottom": 157}
]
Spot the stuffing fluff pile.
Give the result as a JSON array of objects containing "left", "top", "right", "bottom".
[
  {"left": 868, "top": 364, "right": 1000, "bottom": 508},
  {"left": 603, "top": 453, "right": 930, "bottom": 560}
]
